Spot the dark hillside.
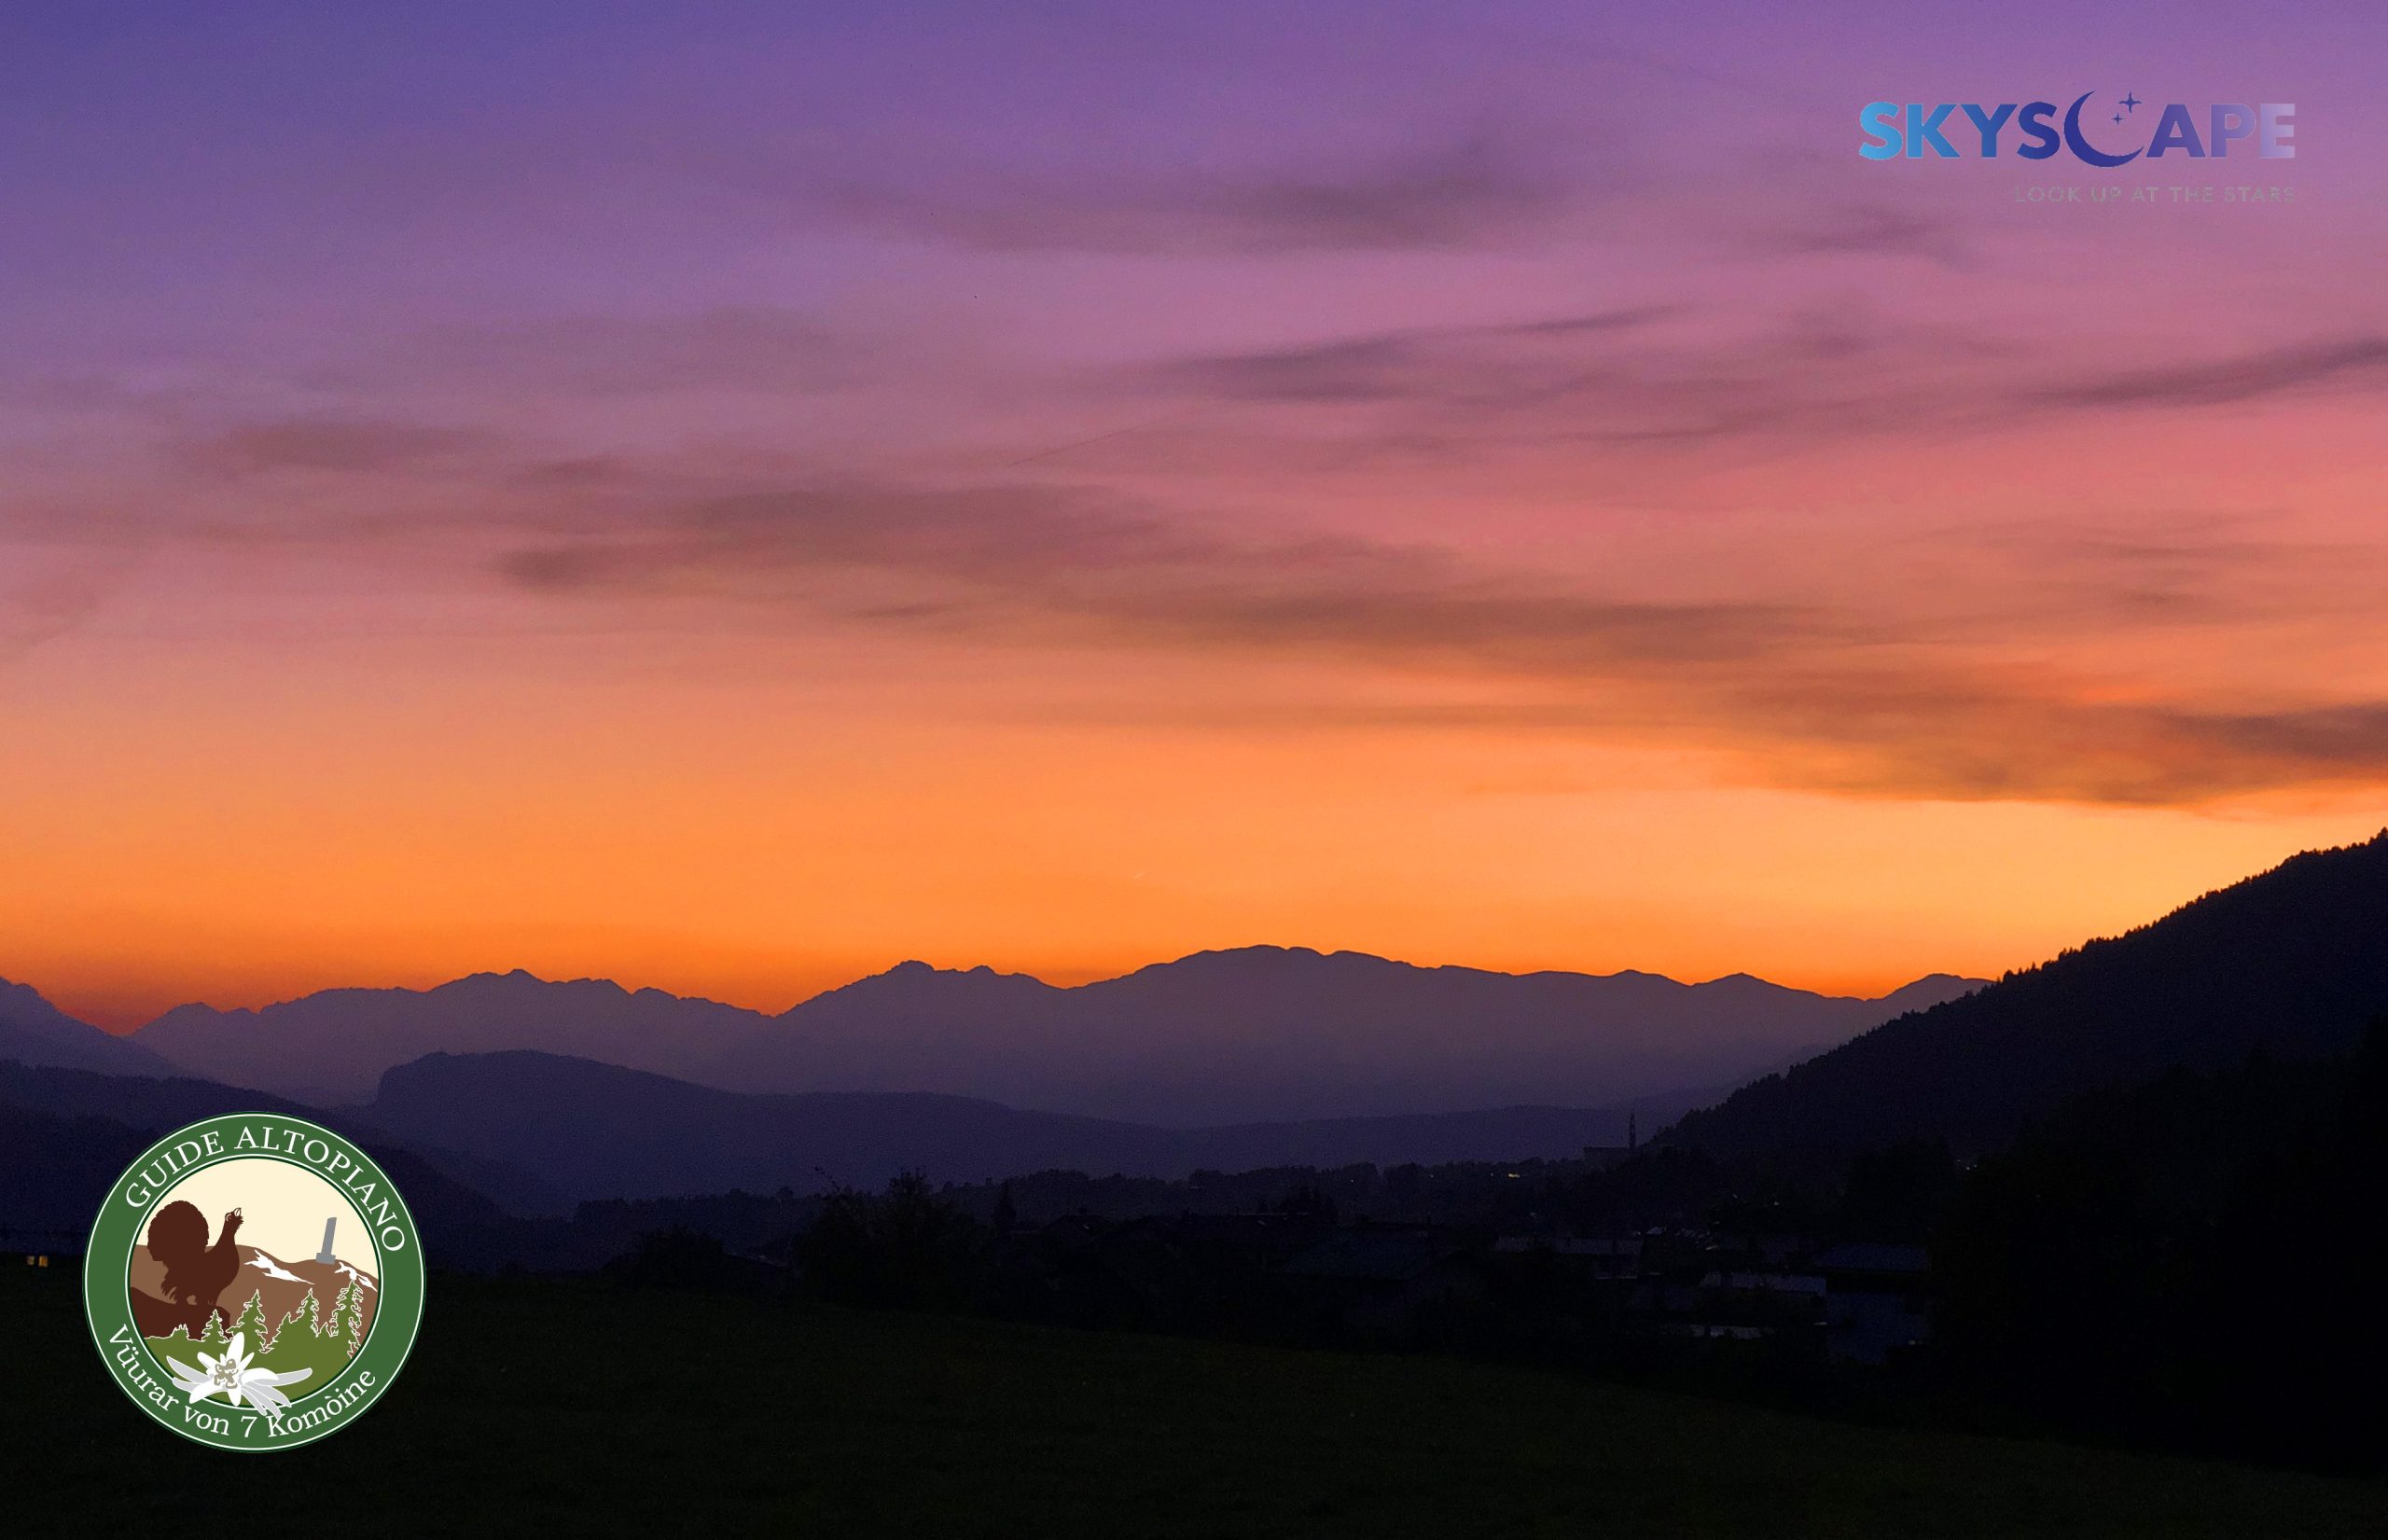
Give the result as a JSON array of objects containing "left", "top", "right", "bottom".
[{"left": 1671, "top": 832, "right": 2388, "bottom": 1155}]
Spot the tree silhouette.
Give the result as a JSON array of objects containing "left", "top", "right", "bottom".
[{"left": 798, "top": 1170, "right": 981, "bottom": 1309}]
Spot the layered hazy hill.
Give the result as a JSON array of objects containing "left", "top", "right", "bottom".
[
  {"left": 354, "top": 1050, "right": 1715, "bottom": 1200},
  {"left": 1671, "top": 830, "right": 2388, "bottom": 1157},
  {"left": 127, "top": 950, "right": 1981, "bottom": 1122},
  {"left": 0, "top": 1061, "right": 522, "bottom": 1240},
  {"left": 0, "top": 1050, "right": 1715, "bottom": 1208},
  {"left": 0, "top": 978, "right": 174, "bottom": 1077}
]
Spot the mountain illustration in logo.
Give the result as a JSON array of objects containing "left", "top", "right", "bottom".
[
  {"left": 123, "top": 1163, "right": 382, "bottom": 1422},
  {"left": 131, "top": 1213, "right": 381, "bottom": 1380}
]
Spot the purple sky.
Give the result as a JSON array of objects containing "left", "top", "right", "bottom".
[{"left": 6, "top": 3, "right": 2387, "bottom": 1024}]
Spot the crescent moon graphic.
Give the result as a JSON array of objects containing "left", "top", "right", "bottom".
[{"left": 2062, "top": 91, "right": 2143, "bottom": 168}]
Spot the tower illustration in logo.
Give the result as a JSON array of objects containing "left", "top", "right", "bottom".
[{"left": 86, "top": 1114, "right": 423, "bottom": 1450}]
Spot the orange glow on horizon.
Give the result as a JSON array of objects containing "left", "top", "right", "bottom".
[{"left": 9, "top": 617, "right": 2378, "bottom": 1030}]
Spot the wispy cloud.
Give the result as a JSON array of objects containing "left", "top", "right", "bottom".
[
  {"left": 1746, "top": 201, "right": 1969, "bottom": 266},
  {"left": 2029, "top": 337, "right": 2388, "bottom": 409},
  {"left": 812, "top": 131, "right": 1577, "bottom": 255},
  {"left": 1717, "top": 676, "right": 2388, "bottom": 808},
  {"left": 1125, "top": 300, "right": 1984, "bottom": 457},
  {"left": 1147, "top": 306, "right": 1679, "bottom": 406},
  {"left": 368, "top": 308, "right": 860, "bottom": 396},
  {"left": 183, "top": 417, "right": 493, "bottom": 476},
  {"left": 489, "top": 474, "right": 2388, "bottom": 808},
  {"left": 499, "top": 478, "right": 1819, "bottom": 669},
  {"left": 1129, "top": 314, "right": 2388, "bottom": 462},
  {"left": 0, "top": 569, "right": 111, "bottom": 661}
]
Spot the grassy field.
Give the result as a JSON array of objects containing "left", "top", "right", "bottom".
[{"left": 8, "top": 1264, "right": 2381, "bottom": 1537}]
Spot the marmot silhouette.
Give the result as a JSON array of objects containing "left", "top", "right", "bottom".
[{"left": 149, "top": 1200, "right": 243, "bottom": 1321}]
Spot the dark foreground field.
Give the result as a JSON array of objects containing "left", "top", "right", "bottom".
[{"left": 8, "top": 1266, "right": 2381, "bottom": 1537}]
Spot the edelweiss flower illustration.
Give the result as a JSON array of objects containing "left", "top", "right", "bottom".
[{"left": 166, "top": 1332, "right": 312, "bottom": 1422}]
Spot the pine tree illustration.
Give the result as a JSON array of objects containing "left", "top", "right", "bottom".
[
  {"left": 270, "top": 1292, "right": 315, "bottom": 1353},
  {"left": 199, "top": 1304, "right": 229, "bottom": 1353},
  {"left": 322, "top": 1282, "right": 353, "bottom": 1345},
  {"left": 232, "top": 1289, "right": 270, "bottom": 1352},
  {"left": 344, "top": 1275, "right": 368, "bottom": 1356}
]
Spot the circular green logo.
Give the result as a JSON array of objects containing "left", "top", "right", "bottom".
[{"left": 84, "top": 1113, "right": 423, "bottom": 1450}]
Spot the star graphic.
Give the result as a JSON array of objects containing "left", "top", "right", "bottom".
[
  {"left": 2113, "top": 113, "right": 2124, "bottom": 124},
  {"left": 2119, "top": 92, "right": 2141, "bottom": 113}
]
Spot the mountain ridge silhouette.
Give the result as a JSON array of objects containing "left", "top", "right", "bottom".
[
  {"left": 118, "top": 947, "right": 1981, "bottom": 1122},
  {"left": 0, "top": 978, "right": 176, "bottom": 1077}
]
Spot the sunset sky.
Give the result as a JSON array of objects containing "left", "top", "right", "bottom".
[{"left": 6, "top": 3, "right": 2386, "bottom": 1028}]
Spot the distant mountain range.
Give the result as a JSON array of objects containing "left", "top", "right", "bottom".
[
  {"left": 11, "top": 830, "right": 2388, "bottom": 1219},
  {"left": 1671, "top": 830, "right": 2388, "bottom": 1156},
  {"left": 0, "top": 948, "right": 1982, "bottom": 1205},
  {"left": 118, "top": 950, "right": 1979, "bottom": 1122}
]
